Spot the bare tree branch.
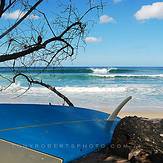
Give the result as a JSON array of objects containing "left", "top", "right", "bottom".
[
  {"left": 0, "top": 0, "right": 43, "bottom": 40},
  {"left": 0, "top": 21, "right": 80, "bottom": 62},
  {"left": 0, "top": 0, "right": 5, "bottom": 17},
  {"left": 0, "top": 0, "right": 104, "bottom": 107},
  {"left": 2, "top": 0, "right": 17, "bottom": 14},
  {"left": 13, "top": 73, "right": 74, "bottom": 107}
]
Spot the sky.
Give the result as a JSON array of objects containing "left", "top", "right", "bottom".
[
  {"left": 1, "top": 0, "right": 163, "bottom": 67},
  {"left": 69, "top": 0, "right": 163, "bottom": 67}
]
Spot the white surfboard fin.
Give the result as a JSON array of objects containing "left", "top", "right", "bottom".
[{"left": 107, "top": 96, "right": 132, "bottom": 121}]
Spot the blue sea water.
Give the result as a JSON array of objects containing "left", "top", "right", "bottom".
[{"left": 0, "top": 67, "right": 163, "bottom": 111}]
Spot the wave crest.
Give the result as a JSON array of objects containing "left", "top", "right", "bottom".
[
  {"left": 91, "top": 68, "right": 108, "bottom": 74},
  {"left": 91, "top": 74, "right": 163, "bottom": 79},
  {"left": 3, "top": 85, "right": 163, "bottom": 95}
]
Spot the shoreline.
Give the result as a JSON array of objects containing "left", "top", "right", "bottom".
[
  {"left": 98, "top": 106, "right": 163, "bottom": 119},
  {"left": 118, "top": 111, "right": 163, "bottom": 119},
  {"left": 0, "top": 92, "right": 162, "bottom": 119}
]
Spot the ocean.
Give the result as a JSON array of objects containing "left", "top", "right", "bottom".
[{"left": 0, "top": 67, "right": 163, "bottom": 112}]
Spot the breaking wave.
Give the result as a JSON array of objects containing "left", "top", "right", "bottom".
[
  {"left": 91, "top": 74, "right": 163, "bottom": 79},
  {"left": 91, "top": 67, "right": 139, "bottom": 74},
  {"left": 2, "top": 83, "right": 163, "bottom": 95},
  {"left": 91, "top": 68, "right": 108, "bottom": 74}
]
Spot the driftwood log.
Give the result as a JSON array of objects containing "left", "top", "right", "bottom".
[{"left": 73, "top": 116, "right": 163, "bottom": 163}]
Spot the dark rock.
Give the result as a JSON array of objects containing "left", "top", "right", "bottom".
[{"left": 111, "top": 116, "right": 163, "bottom": 163}]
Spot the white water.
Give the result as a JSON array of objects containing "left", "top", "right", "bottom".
[
  {"left": 91, "top": 74, "right": 163, "bottom": 78},
  {"left": 0, "top": 83, "right": 162, "bottom": 112},
  {"left": 91, "top": 68, "right": 108, "bottom": 74},
  {"left": 3, "top": 83, "right": 163, "bottom": 95}
]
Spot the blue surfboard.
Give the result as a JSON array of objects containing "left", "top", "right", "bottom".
[{"left": 0, "top": 97, "right": 131, "bottom": 163}]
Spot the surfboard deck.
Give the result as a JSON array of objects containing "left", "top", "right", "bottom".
[{"left": 0, "top": 104, "right": 120, "bottom": 163}]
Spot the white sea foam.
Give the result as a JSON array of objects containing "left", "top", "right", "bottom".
[
  {"left": 1, "top": 83, "right": 163, "bottom": 109},
  {"left": 3, "top": 82, "right": 22, "bottom": 93},
  {"left": 91, "top": 74, "right": 163, "bottom": 78},
  {"left": 91, "top": 68, "right": 108, "bottom": 74},
  {"left": 5, "top": 86, "right": 127, "bottom": 94},
  {"left": 2, "top": 83, "right": 163, "bottom": 96},
  {"left": 108, "top": 67, "right": 118, "bottom": 73},
  {"left": 1, "top": 83, "right": 127, "bottom": 94},
  {"left": 58, "top": 86, "right": 127, "bottom": 93}
]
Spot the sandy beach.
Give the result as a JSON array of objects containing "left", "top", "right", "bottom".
[
  {"left": 119, "top": 111, "right": 163, "bottom": 119},
  {"left": 99, "top": 105, "right": 163, "bottom": 119}
]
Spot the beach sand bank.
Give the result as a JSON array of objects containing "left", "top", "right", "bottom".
[
  {"left": 99, "top": 105, "right": 163, "bottom": 119},
  {"left": 119, "top": 111, "right": 163, "bottom": 119}
]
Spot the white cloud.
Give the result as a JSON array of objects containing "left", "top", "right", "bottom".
[
  {"left": 135, "top": 2, "right": 163, "bottom": 21},
  {"left": 99, "top": 15, "right": 115, "bottom": 24},
  {"left": 113, "top": 0, "right": 122, "bottom": 4},
  {"left": 2, "top": 9, "right": 39, "bottom": 20},
  {"left": 85, "top": 37, "right": 102, "bottom": 43}
]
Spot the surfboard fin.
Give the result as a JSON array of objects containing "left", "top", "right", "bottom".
[{"left": 107, "top": 96, "right": 132, "bottom": 121}]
